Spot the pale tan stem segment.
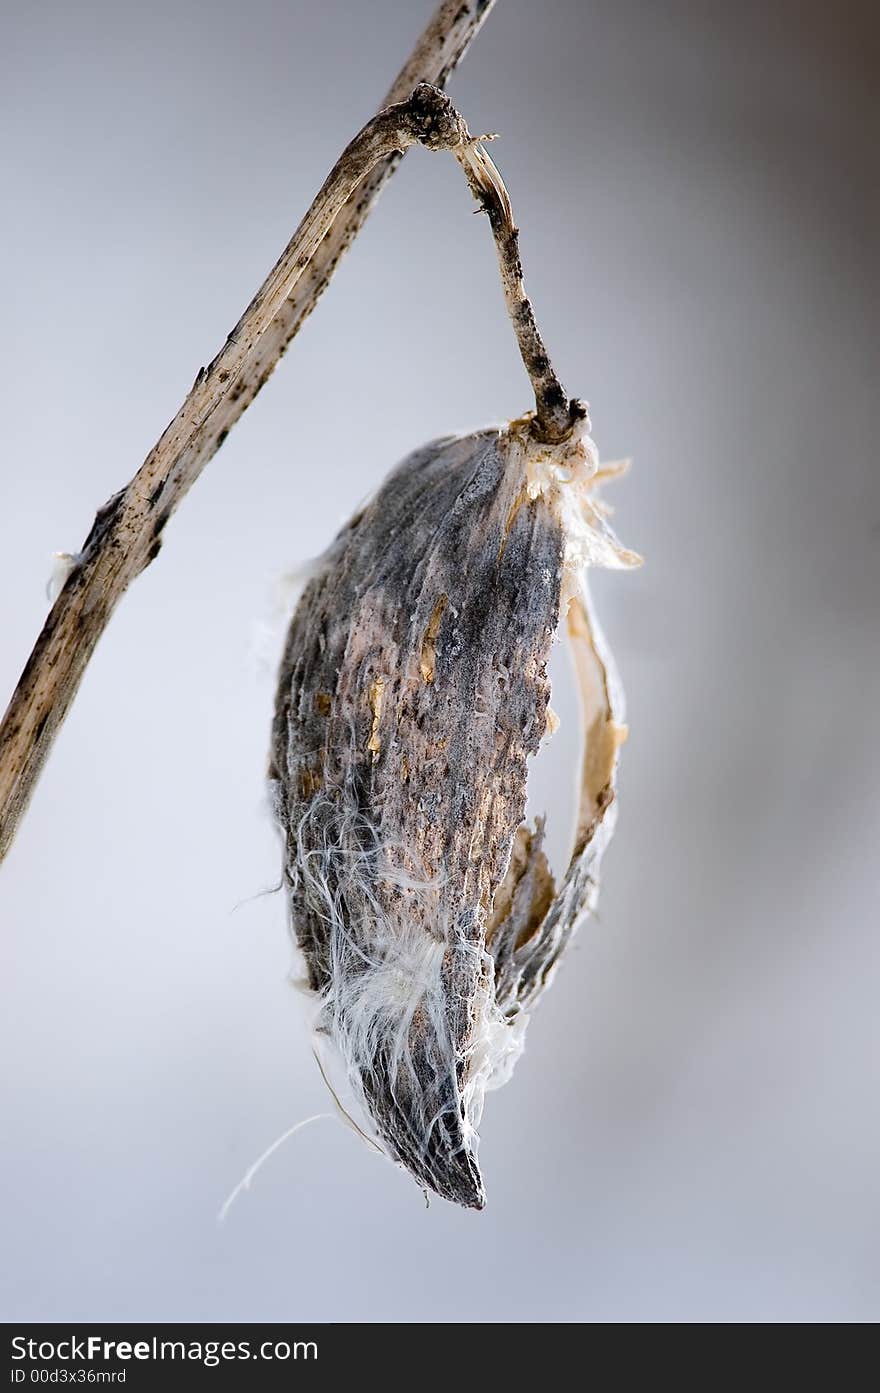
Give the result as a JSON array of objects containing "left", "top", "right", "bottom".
[{"left": 0, "top": 0, "right": 495, "bottom": 865}]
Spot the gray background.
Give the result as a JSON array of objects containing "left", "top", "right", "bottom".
[{"left": 1, "top": 0, "right": 877, "bottom": 1322}]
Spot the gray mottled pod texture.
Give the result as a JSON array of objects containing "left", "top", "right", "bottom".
[{"left": 270, "top": 412, "right": 638, "bottom": 1208}]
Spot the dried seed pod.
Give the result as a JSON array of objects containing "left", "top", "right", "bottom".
[{"left": 270, "top": 409, "right": 638, "bottom": 1208}]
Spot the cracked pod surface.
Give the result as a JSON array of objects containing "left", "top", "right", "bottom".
[{"left": 271, "top": 413, "right": 637, "bottom": 1208}]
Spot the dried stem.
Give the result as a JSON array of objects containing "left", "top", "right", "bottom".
[
  {"left": 455, "top": 142, "right": 582, "bottom": 442},
  {"left": 0, "top": 0, "right": 496, "bottom": 865},
  {"left": 0, "top": 2, "right": 581, "bottom": 868}
]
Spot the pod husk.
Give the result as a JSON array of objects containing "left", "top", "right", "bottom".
[{"left": 271, "top": 416, "right": 635, "bottom": 1208}]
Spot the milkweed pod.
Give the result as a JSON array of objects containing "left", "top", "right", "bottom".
[{"left": 270, "top": 407, "right": 639, "bottom": 1208}]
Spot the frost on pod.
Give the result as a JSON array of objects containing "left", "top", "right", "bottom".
[{"left": 270, "top": 408, "right": 638, "bottom": 1208}]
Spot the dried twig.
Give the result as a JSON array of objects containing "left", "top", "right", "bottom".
[
  {"left": 455, "top": 141, "right": 582, "bottom": 441},
  {"left": 0, "top": 0, "right": 496, "bottom": 865}
]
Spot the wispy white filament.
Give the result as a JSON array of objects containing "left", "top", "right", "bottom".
[{"left": 217, "top": 1113, "right": 333, "bottom": 1223}]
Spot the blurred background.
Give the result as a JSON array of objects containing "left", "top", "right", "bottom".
[{"left": 1, "top": 0, "right": 877, "bottom": 1322}]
